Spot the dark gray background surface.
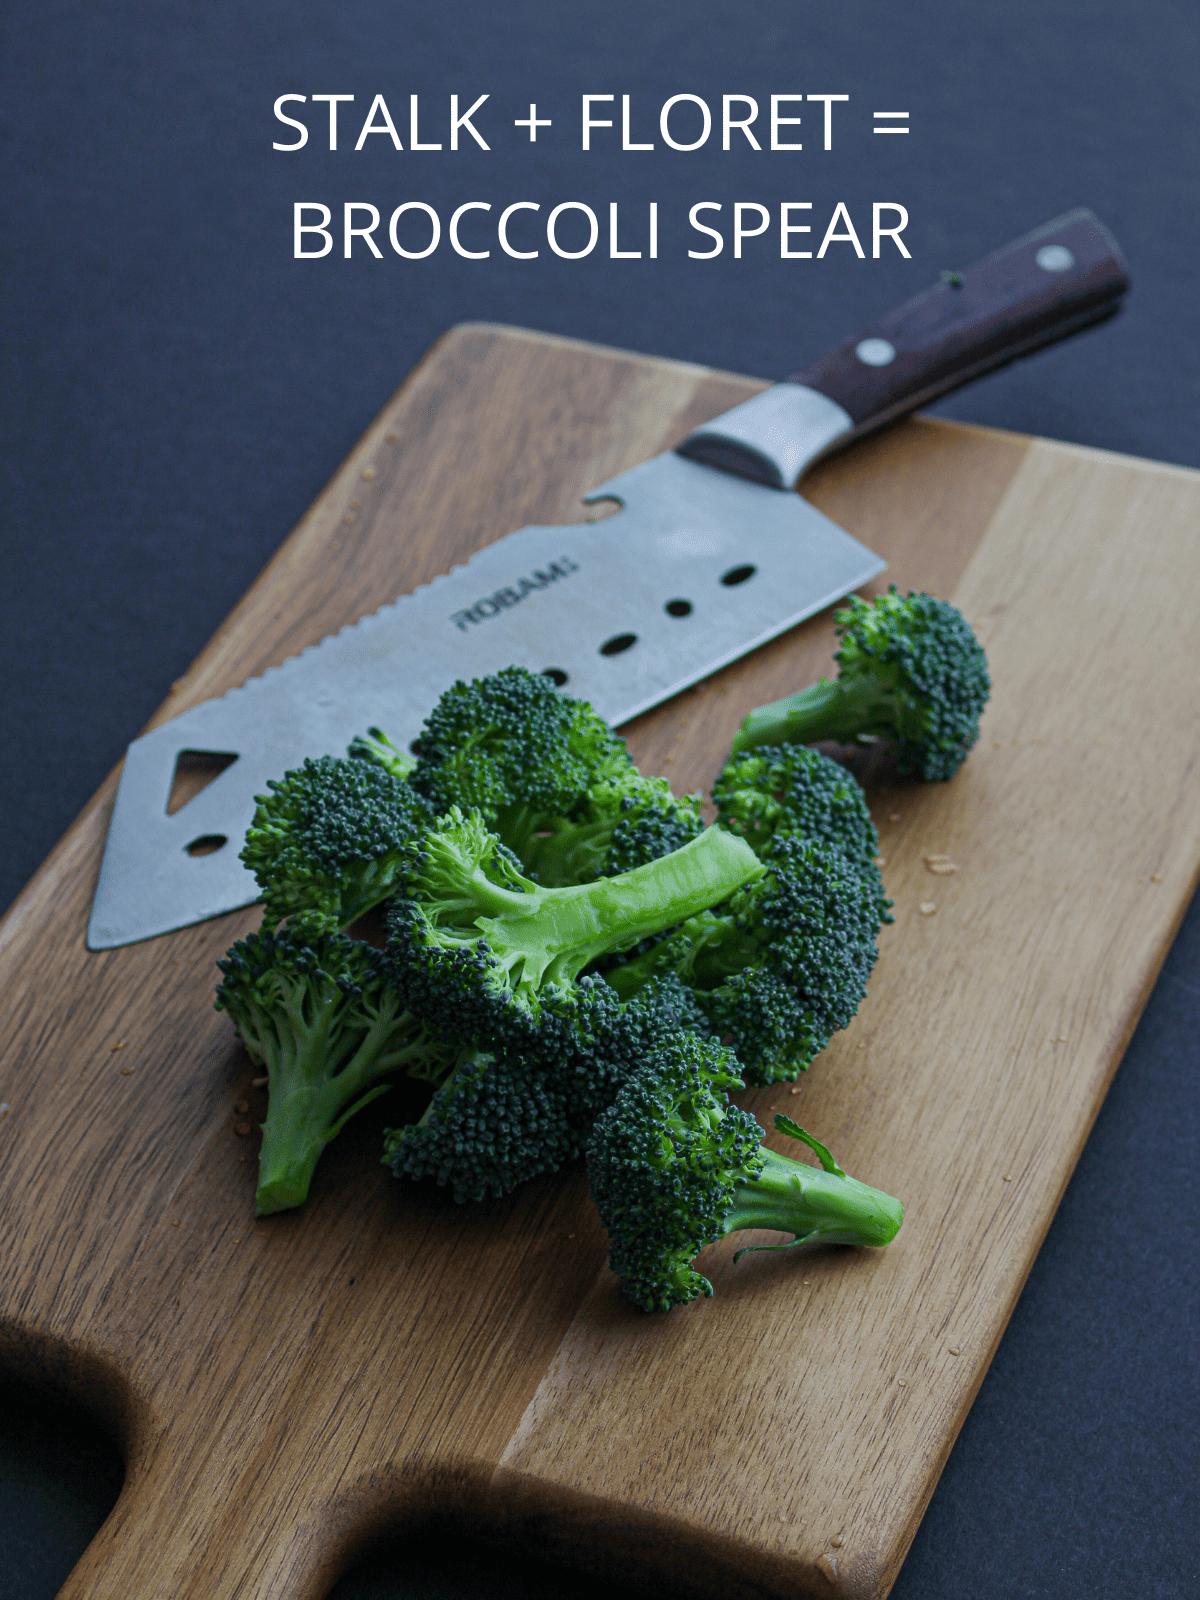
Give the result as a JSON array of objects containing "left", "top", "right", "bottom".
[{"left": 1, "top": 1, "right": 1197, "bottom": 1596}]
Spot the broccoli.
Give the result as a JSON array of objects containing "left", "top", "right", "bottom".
[
  {"left": 384, "top": 971, "right": 708, "bottom": 1201},
  {"left": 241, "top": 754, "right": 430, "bottom": 932},
  {"left": 588, "top": 1034, "right": 903, "bottom": 1311},
  {"left": 384, "top": 1048, "right": 573, "bottom": 1203},
  {"left": 732, "top": 587, "right": 990, "bottom": 780},
  {"left": 606, "top": 835, "right": 885, "bottom": 1084},
  {"left": 348, "top": 725, "right": 416, "bottom": 781},
  {"left": 387, "top": 805, "right": 763, "bottom": 1064},
  {"left": 712, "top": 744, "right": 880, "bottom": 865},
  {"left": 216, "top": 928, "right": 454, "bottom": 1215},
  {"left": 523, "top": 771, "right": 705, "bottom": 886},
  {"left": 409, "top": 666, "right": 631, "bottom": 859}
]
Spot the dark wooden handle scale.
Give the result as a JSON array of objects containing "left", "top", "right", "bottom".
[{"left": 794, "top": 208, "right": 1129, "bottom": 432}]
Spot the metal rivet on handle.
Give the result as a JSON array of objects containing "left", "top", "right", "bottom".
[
  {"left": 1035, "top": 244, "right": 1075, "bottom": 273},
  {"left": 854, "top": 337, "right": 896, "bottom": 367}
]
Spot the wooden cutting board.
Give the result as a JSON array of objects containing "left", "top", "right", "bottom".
[{"left": 1, "top": 326, "right": 1197, "bottom": 1600}]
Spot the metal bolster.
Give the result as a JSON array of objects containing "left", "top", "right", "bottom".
[{"left": 675, "top": 383, "right": 854, "bottom": 490}]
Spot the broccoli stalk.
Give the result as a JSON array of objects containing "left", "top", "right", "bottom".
[
  {"left": 588, "top": 1034, "right": 903, "bottom": 1311},
  {"left": 736, "top": 673, "right": 899, "bottom": 750},
  {"left": 724, "top": 1120, "right": 903, "bottom": 1251},
  {"left": 217, "top": 930, "right": 451, "bottom": 1215},
  {"left": 468, "top": 824, "right": 759, "bottom": 988},
  {"left": 390, "top": 807, "right": 763, "bottom": 1045},
  {"left": 732, "top": 587, "right": 991, "bottom": 780}
]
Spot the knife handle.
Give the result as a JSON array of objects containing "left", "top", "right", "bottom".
[{"left": 678, "top": 208, "right": 1130, "bottom": 488}]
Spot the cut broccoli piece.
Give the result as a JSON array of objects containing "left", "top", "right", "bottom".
[
  {"left": 216, "top": 928, "right": 453, "bottom": 1215},
  {"left": 348, "top": 725, "right": 416, "bottom": 781},
  {"left": 384, "top": 972, "right": 711, "bottom": 1202},
  {"left": 712, "top": 744, "right": 879, "bottom": 866},
  {"left": 383, "top": 1048, "right": 573, "bottom": 1203},
  {"left": 386, "top": 805, "right": 763, "bottom": 1063},
  {"left": 409, "top": 666, "right": 632, "bottom": 860},
  {"left": 588, "top": 1034, "right": 903, "bottom": 1311},
  {"left": 524, "top": 772, "right": 705, "bottom": 886},
  {"left": 607, "top": 836, "right": 885, "bottom": 1084},
  {"left": 240, "top": 755, "right": 430, "bottom": 932},
  {"left": 733, "top": 588, "right": 991, "bottom": 780}
]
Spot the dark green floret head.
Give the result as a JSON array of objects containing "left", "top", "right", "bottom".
[
  {"left": 240, "top": 754, "right": 430, "bottom": 932},
  {"left": 382, "top": 971, "right": 707, "bottom": 1204},
  {"left": 832, "top": 589, "right": 991, "bottom": 778},
  {"left": 410, "top": 666, "right": 632, "bottom": 848},
  {"left": 588, "top": 1033, "right": 904, "bottom": 1312},
  {"left": 732, "top": 588, "right": 991, "bottom": 781},
  {"left": 607, "top": 835, "right": 886, "bottom": 1084},
  {"left": 712, "top": 744, "right": 879, "bottom": 864},
  {"left": 384, "top": 1047, "right": 574, "bottom": 1203},
  {"left": 588, "top": 1034, "right": 756, "bottom": 1311}
]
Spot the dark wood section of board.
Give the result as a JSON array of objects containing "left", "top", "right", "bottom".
[{"left": 0, "top": 325, "right": 1197, "bottom": 1600}]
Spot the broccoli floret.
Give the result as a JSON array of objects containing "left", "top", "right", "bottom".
[
  {"left": 588, "top": 1034, "right": 903, "bottom": 1311},
  {"left": 387, "top": 805, "right": 763, "bottom": 1063},
  {"left": 732, "top": 588, "right": 991, "bottom": 780},
  {"left": 712, "top": 744, "right": 880, "bottom": 865},
  {"left": 216, "top": 928, "right": 453, "bottom": 1215},
  {"left": 524, "top": 771, "right": 705, "bottom": 886},
  {"left": 383, "top": 1047, "right": 573, "bottom": 1202},
  {"left": 240, "top": 755, "right": 430, "bottom": 932},
  {"left": 348, "top": 725, "right": 416, "bottom": 781},
  {"left": 607, "top": 836, "right": 885, "bottom": 1084},
  {"left": 409, "top": 666, "right": 632, "bottom": 859},
  {"left": 384, "top": 972, "right": 711, "bottom": 1202}
]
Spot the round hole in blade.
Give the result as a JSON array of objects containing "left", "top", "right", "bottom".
[
  {"left": 186, "top": 834, "right": 228, "bottom": 857},
  {"left": 664, "top": 598, "right": 693, "bottom": 618},
  {"left": 542, "top": 667, "right": 569, "bottom": 686},
  {"left": 720, "top": 564, "right": 757, "bottom": 587},
  {"left": 599, "top": 633, "right": 637, "bottom": 657}
]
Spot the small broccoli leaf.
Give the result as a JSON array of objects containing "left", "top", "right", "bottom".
[
  {"left": 732, "top": 1229, "right": 818, "bottom": 1263},
  {"left": 774, "top": 1115, "right": 845, "bottom": 1176}
]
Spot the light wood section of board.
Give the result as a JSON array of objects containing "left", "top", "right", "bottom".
[{"left": 0, "top": 326, "right": 1195, "bottom": 1600}]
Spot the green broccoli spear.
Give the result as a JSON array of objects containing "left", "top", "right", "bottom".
[
  {"left": 216, "top": 928, "right": 454, "bottom": 1215},
  {"left": 240, "top": 754, "right": 430, "bottom": 933},
  {"left": 733, "top": 588, "right": 990, "bottom": 780},
  {"left": 588, "top": 1034, "right": 903, "bottom": 1312}
]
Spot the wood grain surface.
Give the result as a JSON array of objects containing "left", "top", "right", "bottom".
[{"left": 1, "top": 325, "right": 1196, "bottom": 1600}]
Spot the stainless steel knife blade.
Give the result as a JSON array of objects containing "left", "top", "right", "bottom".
[{"left": 88, "top": 409, "right": 880, "bottom": 949}]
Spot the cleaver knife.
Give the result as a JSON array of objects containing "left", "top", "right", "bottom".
[{"left": 89, "top": 208, "right": 1128, "bottom": 949}]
